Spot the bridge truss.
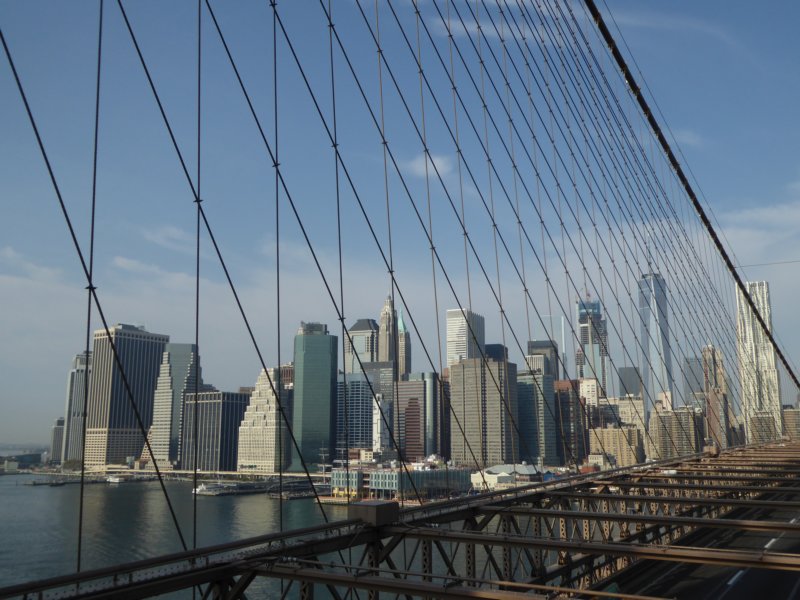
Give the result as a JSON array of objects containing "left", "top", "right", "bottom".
[{"left": 4, "top": 441, "right": 800, "bottom": 599}]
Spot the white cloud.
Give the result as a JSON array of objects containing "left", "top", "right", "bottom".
[
  {"left": 141, "top": 225, "right": 195, "bottom": 255},
  {"left": 0, "top": 246, "right": 62, "bottom": 281},
  {"left": 405, "top": 152, "right": 454, "bottom": 179},
  {"left": 671, "top": 129, "right": 704, "bottom": 148}
]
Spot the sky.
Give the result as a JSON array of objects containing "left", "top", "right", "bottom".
[{"left": 1, "top": 0, "right": 799, "bottom": 444}]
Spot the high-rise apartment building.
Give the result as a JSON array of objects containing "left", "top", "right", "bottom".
[
  {"left": 291, "top": 322, "right": 337, "bottom": 469},
  {"left": 575, "top": 298, "right": 608, "bottom": 394},
  {"left": 238, "top": 368, "right": 291, "bottom": 472},
  {"left": 446, "top": 309, "right": 485, "bottom": 366},
  {"left": 61, "top": 351, "right": 92, "bottom": 463},
  {"left": 639, "top": 273, "right": 674, "bottom": 411},
  {"left": 450, "top": 356, "right": 517, "bottom": 467},
  {"left": 146, "top": 343, "right": 203, "bottom": 469},
  {"left": 736, "top": 281, "right": 781, "bottom": 443},
  {"left": 85, "top": 324, "right": 169, "bottom": 467},
  {"left": 181, "top": 390, "right": 249, "bottom": 472},
  {"left": 343, "top": 319, "right": 378, "bottom": 374}
]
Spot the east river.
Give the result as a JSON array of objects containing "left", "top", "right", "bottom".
[{"left": 0, "top": 473, "right": 347, "bottom": 595}]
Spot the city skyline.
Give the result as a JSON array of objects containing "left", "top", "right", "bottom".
[{"left": 3, "top": 1, "right": 800, "bottom": 447}]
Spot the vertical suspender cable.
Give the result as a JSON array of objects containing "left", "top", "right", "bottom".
[
  {"left": 77, "top": 0, "right": 104, "bottom": 575},
  {"left": 192, "top": 0, "right": 202, "bottom": 555},
  {"left": 270, "top": 0, "right": 284, "bottom": 533}
]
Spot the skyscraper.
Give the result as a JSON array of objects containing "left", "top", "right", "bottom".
[
  {"left": 238, "top": 368, "right": 291, "bottom": 473},
  {"left": 61, "top": 351, "right": 92, "bottom": 463},
  {"left": 395, "top": 372, "right": 441, "bottom": 459},
  {"left": 343, "top": 319, "right": 378, "bottom": 374},
  {"left": 575, "top": 298, "right": 608, "bottom": 395},
  {"left": 736, "top": 281, "right": 781, "bottom": 443},
  {"left": 446, "top": 308, "right": 485, "bottom": 366},
  {"left": 50, "top": 418, "right": 64, "bottom": 464},
  {"left": 336, "top": 373, "right": 375, "bottom": 452},
  {"left": 146, "top": 343, "right": 203, "bottom": 469},
  {"left": 450, "top": 356, "right": 517, "bottom": 467},
  {"left": 702, "top": 344, "right": 730, "bottom": 448},
  {"left": 639, "top": 273, "right": 674, "bottom": 411},
  {"left": 291, "top": 322, "right": 337, "bottom": 470},
  {"left": 682, "top": 356, "right": 705, "bottom": 409},
  {"left": 85, "top": 324, "right": 169, "bottom": 467},
  {"left": 397, "top": 309, "right": 411, "bottom": 377},
  {"left": 517, "top": 369, "right": 556, "bottom": 465},
  {"left": 181, "top": 390, "right": 249, "bottom": 472},
  {"left": 618, "top": 366, "right": 642, "bottom": 398},
  {"left": 378, "top": 296, "right": 397, "bottom": 364},
  {"left": 526, "top": 340, "right": 559, "bottom": 377}
]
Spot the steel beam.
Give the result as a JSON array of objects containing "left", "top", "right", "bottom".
[{"left": 382, "top": 526, "right": 800, "bottom": 571}]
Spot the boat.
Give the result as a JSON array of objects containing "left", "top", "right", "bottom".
[
  {"left": 106, "top": 475, "right": 129, "bottom": 484},
  {"left": 193, "top": 482, "right": 237, "bottom": 496}
]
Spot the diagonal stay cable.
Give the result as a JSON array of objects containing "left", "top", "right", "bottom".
[
  {"left": 77, "top": 0, "right": 104, "bottom": 574},
  {"left": 115, "top": 0, "right": 336, "bottom": 520},
  {"left": 0, "top": 22, "right": 189, "bottom": 552}
]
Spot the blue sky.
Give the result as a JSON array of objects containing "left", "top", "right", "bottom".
[{"left": 1, "top": 0, "right": 799, "bottom": 444}]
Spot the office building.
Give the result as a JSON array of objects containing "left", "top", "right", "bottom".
[
  {"left": 181, "top": 390, "right": 249, "bottom": 472},
  {"left": 450, "top": 356, "right": 517, "bottom": 467},
  {"left": 394, "top": 372, "right": 441, "bottom": 460},
  {"left": 146, "top": 344, "right": 203, "bottom": 469},
  {"left": 397, "top": 309, "right": 411, "bottom": 378},
  {"left": 238, "top": 368, "right": 291, "bottom": 472},
  {"left": 607, "top": 394, "right": 647, "bottom": 433},
  {"left": 378, "top": 296, "right": 397, "bottom": 364},
  {"left": 61, "top": 351, "right": 92, "bottom": 463},
  {"left": 682, "top": 356, "right": 705, "bottom": 409},
  {"left": 336, "top": 372, "right": 376, "bottom": 453},
  {"left": 555, "top": 379, "right": 587, "bottom": 466},
  {"left": 639, "top": 273, "right": 674, "bottom": 412},
  {"left": 526, "top": 340, "right": 559, "bottom": 377},
  {"left": 291, "top": 322, "right": 337, "bottom": 469},
  {"left": 618, "top": 366, "right": 642, "bottom": 398},
  {"left": 647, "top": 407, "right": 704, "bottom": 460},
  {"left": 589, "top": 427, "right": 644, "bottom": 468},
  {"left": 736, "top": 281, "right": 781, "bottom": 443},
  {"left": 446, "top": 308, "right": 485, "bottom": 366},
  {"left": 783, "top": 408, "right": 800, "bottom": 441},
  {"left": 575, "top": 298, "right": 608, "bottom": 395},
  {"left": 84, "top": 324, "right": 169, "bottom": 467},
  {"left": 344, "top": 319, "right": 378, "bottom": 374},
  {"left": 50, "top": 418, "right": 64, "bottom": 464},
  {"left": 517, "top": 369, "right": 557, "bottom": 466},
  {"left": 702, "top": 345, "right": 729, "bottom": 448},
  {"left": 372, "top": 394, "right": 394, "bottom": 453}
]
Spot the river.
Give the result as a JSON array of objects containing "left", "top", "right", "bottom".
[{"left": 0, "top": 473, "right": 347, "bottom": 594}]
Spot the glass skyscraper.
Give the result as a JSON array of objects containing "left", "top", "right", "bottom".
[
  {"left": 575, "top": 298, "right": 608, "bottom": 394},
  {"left": 291, "top": 322, "right": 337, "bottom": 470},
  {"left": 638, "top": 273, "right": 674, "bottom": 412}
]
